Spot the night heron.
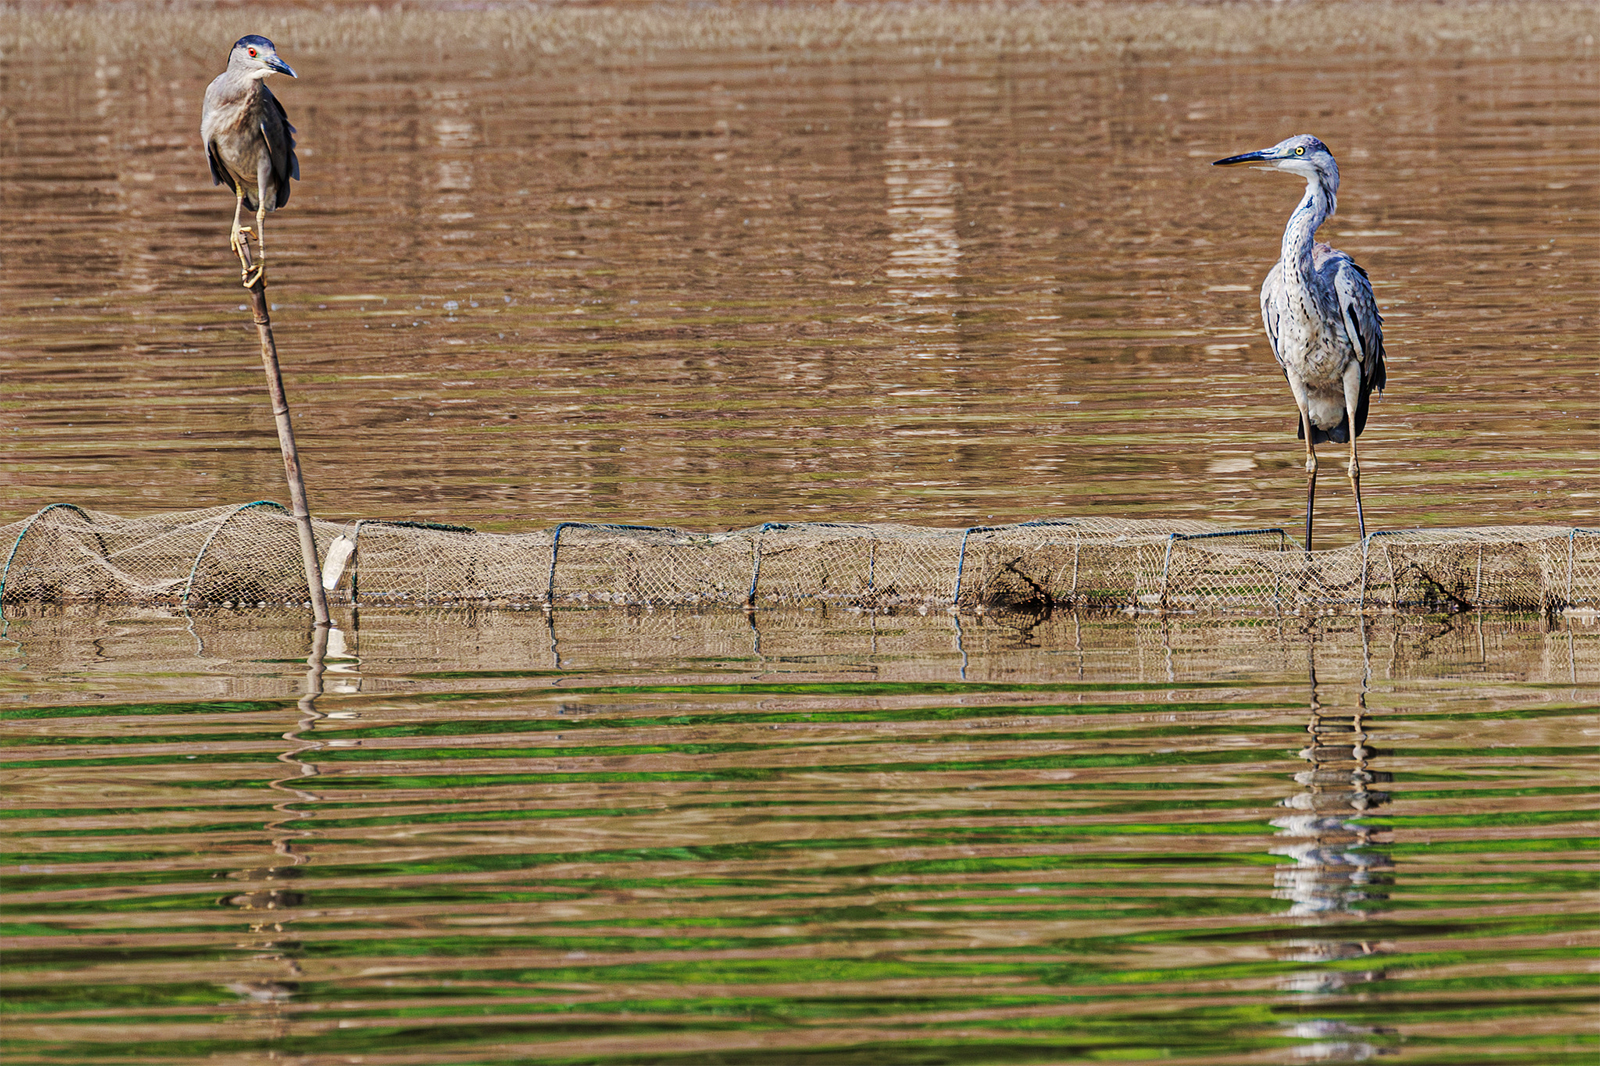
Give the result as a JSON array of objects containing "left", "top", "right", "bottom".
[
  {"left": 201, "top": 35, "right": 298, "bottom": 287},
  {"left": 1213, "top": 134, "right": 1387, "bottom": 551}
]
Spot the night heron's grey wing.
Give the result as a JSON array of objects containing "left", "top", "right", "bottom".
[
  {"left": 206, "top": 140, "right": 233, "bottom": 190},
  {"left": 260, "top": 90, "right": 298, "bottom": 208},
  {"left": 202, "top": 78, "right": 227, "bottom": 189}
]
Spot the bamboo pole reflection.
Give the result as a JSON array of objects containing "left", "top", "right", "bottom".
[{"left": 218, "top": 624, "right": 333, "bottom": 1029}]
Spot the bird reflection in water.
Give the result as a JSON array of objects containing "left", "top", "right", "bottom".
[{"left": 1269, "top": 642, "right": 1398, "bottom": 1060}]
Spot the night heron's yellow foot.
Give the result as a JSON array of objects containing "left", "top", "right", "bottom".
[
  {"left": 230, "top": 225, "right": 256, "bottom": 282},
  {"left": 241, "top": 260, "right": 265, "bottom": 289}
]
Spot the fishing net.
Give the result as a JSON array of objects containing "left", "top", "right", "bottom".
[{"left": 2, "top": 502, "right": 1595, "bottom": 615}]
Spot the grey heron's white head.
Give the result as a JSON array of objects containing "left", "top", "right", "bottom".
[{"left": 1213, "top": 134, "right": 1340, "bottom": 212}]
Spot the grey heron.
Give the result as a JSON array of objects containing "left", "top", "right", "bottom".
[
  {"left": 201, "top": 35, "right": 299, "bottom": 287},
  {"left": 1213, "top": 134, "right": 1387, "bottom": 551}
]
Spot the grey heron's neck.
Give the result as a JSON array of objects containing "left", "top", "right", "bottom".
[{"left": 1281, "top": 175, "right": 1336, "bottom": 276}]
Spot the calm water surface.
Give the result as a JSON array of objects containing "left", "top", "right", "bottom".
[
  {"left": 2, "top": 5, "right": 1598, "bottom": 1064},
  {"left": 3, "top": 608, "right": 1597, "bottom": 1063},
  {"left": 2, "top": 5, "right": 1595, "bottom": 538}
]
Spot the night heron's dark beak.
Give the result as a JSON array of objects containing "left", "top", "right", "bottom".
[
  {"left": 266, "top": 55, "right": 297, "bottom": 78},
  {"left": 1212, "top": 149, "right": 1273, "bottom": 167}
]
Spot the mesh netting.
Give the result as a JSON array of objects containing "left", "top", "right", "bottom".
[{"left": 3, "top": 503, "right": 1595, "bottom": 614}]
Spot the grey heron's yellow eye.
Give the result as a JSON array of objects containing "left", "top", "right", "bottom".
[{"left": 1294, "top": 146, "right": 1305, "bottom": 156}]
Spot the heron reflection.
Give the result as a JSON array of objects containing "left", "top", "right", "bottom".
[{"left": 1269, "top": 649, "right": 1397, "bottom": 1058}]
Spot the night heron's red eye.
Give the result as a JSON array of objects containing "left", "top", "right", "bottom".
[{"left": 248, "top": 47, "right": 258, "bottom": 57}]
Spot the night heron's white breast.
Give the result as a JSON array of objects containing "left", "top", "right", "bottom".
[{"left": 203, "top": 80, "right": 263, "bottom": 190}]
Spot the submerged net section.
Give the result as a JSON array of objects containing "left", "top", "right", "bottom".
[{"left": 3, "top": 503, "right": 1596, "bottom": 615}]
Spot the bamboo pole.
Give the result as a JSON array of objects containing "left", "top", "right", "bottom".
[{"left": 237, "top": 241, "right": 331, "bottom": 627}]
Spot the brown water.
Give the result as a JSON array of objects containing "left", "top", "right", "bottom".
[
  {"left": 2, "top": 6, "right": 1599, "bottom": 1065},
  {"left": 2, "top": 4, "right": 1595, "bottom": 541}
]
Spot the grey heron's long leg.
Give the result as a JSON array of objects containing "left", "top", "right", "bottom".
[
  {"left": 1286, "top": 378, "right": 1319, "bottom": 553},
  {"left": 1342, "top": 361, "right": 1367, "bottom": 539},
  {"left": 1348, "top": 450, "right": 1367, "bottom": 540},
  {"left": 1302, "top": 420, "right": 1318, "bottom": 554}
]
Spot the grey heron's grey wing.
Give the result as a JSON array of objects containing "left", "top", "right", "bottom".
[
  {"left": 1331, "top": 255, "right": 1387, "bottom": 394},
  {"left": 1259, "top": 261, "right": 1288, "bottom": 373}
]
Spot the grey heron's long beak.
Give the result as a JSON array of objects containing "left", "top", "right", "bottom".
[
  {"left": 1212, "top": 149, "right": 1273, "bottom": 167},
  {"left": 266, "top": 56, "right": 297, "bottom": 78}
]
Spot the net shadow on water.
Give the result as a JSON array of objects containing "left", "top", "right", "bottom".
[{"left": 1, "top": 608, "right": 1596, "bottom": 1064}]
